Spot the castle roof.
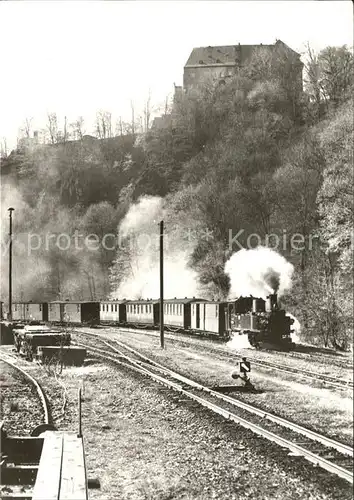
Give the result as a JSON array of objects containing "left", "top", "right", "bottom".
[{"left": 184, "top": 40, "right": 301, "bottom": 67}]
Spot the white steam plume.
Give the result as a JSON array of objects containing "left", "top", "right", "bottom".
[
  {"left": 286, "top": 312, "right": 301, "bottom": 344},
  {"left": 111, "top": 196, "right": 200, "bottom": 300},
  {"left": 227, "top": 333, "right": 254, "bottom": 350},
  {"left": 119, "top": 196, "right": 163, "bottom": 239},
  {"left": 224, "top": 247, "right": 293, "bottom": 299}
]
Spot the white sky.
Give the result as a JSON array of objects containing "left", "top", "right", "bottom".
[{"left": 0, "top": 1, "right": 353, "bottom": 150}]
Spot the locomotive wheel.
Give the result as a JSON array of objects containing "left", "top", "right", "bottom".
[
  {"left": 31, "top": 423, "right": 57, "bottom": 436},
  {"left": 248, "top": 335, "right": 262, "bottom": 349},
  {"left": 248, "top": 336, "right": 257, "bottom": 348}
]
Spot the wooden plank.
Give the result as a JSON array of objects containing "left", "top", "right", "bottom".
[
  {"left": 59, "top": 434, "right": 87, "bottom": 500},
  {"left": 31, "top": 432, "right": 63, "bottom": 500}
]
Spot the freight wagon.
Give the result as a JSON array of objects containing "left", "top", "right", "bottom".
[{"left": 49, "top": 301, "right": 100, "bottom": 325}]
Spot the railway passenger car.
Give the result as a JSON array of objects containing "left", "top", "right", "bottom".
[
  {"left": 126, "top": 300, "right": 159, "bottom": 326},
  {"left": 191, "top": 301, "right": 227, "bottom": 336},
  {"left": 12, "top": 302, "right": 48, "bottom": 322},
  {"left": 100, "top": 300, "right": 127, "bottom": 323},
  {"left": 48, "top": 301, "right": 100, "bottom": 325},
  {"left": 163, "top": 298, "right": 195, "bottom": 329}
]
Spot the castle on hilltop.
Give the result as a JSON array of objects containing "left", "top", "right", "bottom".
[
  {"left": 153, "top": 39, "right": 303, "bottom": 129},
  {"left": 183, "top": 39, "right": 302, "bottom": 92}
]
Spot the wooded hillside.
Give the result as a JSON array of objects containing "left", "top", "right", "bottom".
[{"left": 1, "top": 44, "right": 352, "bottom": 348}]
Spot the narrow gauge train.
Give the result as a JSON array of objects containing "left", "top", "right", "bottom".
[
  {"left": 100, "top": 294, "right": 294, "bottom": 348},
  {"left": 10, "top": 294, "right": 294, "bottom": 349}
]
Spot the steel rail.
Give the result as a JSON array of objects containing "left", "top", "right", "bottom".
[
  {"left": 79, "top": 327, "right": 353, "bottom": 390},
  {"left": 102, "top": 338, "right": 353, "bottom": 457},
  {"left": 0, "top": 351, "right": 49, "bottom": 425},
  {"left": 247, "top": 358, "right": 354, "bottom": 388},
  {"left": 79, "top": 340, "right": 353, "bottom": 484}
]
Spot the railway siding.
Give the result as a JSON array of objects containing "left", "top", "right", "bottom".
[
  {"left": 78, "top": 354, "right": 353, "bottom": 499},
  {"left": 76, "top": 325, "right": 353, "bottom": 381},
  {"left": 78, "top": 337, "right": 353, "bottom": 484},
  {"left": 73, "top": 329, "right": 353, "bottom": 446}
]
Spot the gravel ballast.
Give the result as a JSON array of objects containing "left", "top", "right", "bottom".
[
  {"left": 1, "top": 342, "right": 352, "bottom": 499},
  {"left": 74, "top": 330, "right": 353, "bottom": 445},
  {"left": 78, "top": 360, "right": 351, "bottom": 500}
]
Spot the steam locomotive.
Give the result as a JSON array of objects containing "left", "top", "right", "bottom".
[
  {"left": 227, "top": 294, "right": 294, "bottom": 349},
  {"left": 8, "top": 293, "right": 295, "bottom": 349}
]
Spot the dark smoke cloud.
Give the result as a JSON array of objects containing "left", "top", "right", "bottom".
[{"left": 264, "top": 268, "right": 280, "bottom": 293}]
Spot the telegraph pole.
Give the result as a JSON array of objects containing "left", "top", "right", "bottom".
[
  {"left": 159, "top": 220, "right": 164, "bottom": 349},
  {"left": 8, "top": 207, "right": 14, "bottom": 321}
]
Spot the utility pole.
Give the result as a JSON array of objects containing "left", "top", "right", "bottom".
[
  {"left": 8, "top": 207, "right": 14, "bottom": 321},
  {"left": 159, "top": 220, "right": 164, "bottom": 349}
]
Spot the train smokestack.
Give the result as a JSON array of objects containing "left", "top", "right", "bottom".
[{"left": 265, "top": 293, "right": 278, "bottom": 312}]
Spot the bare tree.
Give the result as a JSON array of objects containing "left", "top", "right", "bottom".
[
  {"left": 62, "top": 116, "right": 69, "bottom": 144},
  {"left": 21, "top": 117, "right": 33, "bottom": 138},
  {"left": 70, "top": 116, "right": 85, "bottom": 140},
  {"left": 304, "top": 43, "right": 327, "bottom": 116},
  {"left": 116, "top": 116, "right": 124, "bottom": 136},
  {"left": 143, "top": 90, "right": 152, "bottom": 132},
  {"left": 0, "top": 137, "right": 8, "bottom": 160},
  {"left": 130, "top": 101, "right": 135, "bottom": 135},
  {"left": 95, "top": 110, "right": 113, "bottom": 139},
  {"left": 164, "top": 94, "right": 172, "bottom": 115},
  {"left": 317, "top": 45, "right": 353, "bottom": 105},
  {"left": 47, "top": 112, "right": 58, "bottom": 144},
  {"left": 304, "top": 44, "right": 353, "bottom": 111}
]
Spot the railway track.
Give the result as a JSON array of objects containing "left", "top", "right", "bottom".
[
  {"left": 285, "top": 349, "right": 354, "bottom": 369},
  {"left": 0, "top": 350, "right": 50, "bottom": 425},
  {"left": 0, "top": 349, "right": 89, "bottom": 500},
  {"left": 243, "top": 357, "right": 354, "bottom": 389},
  {"left": 77, "top": 335, "right": 354, "bottom": 485},
  {"left": 75, "top": 327, "right": 354, "bottom": 390}
]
